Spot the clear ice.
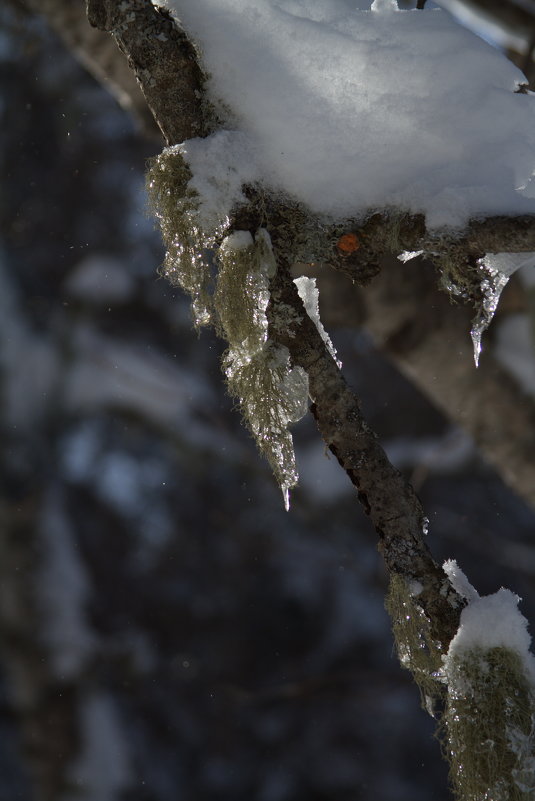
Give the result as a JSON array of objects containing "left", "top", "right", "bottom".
[{"left": 471, "top": 253, "right": 535, "bottom": 367}]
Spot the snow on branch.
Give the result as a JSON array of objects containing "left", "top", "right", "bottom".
[
  {"left": 160, "top": 0, "right": 535, "bottom": 229},
  {"left": 85, "top": 2, "right": 535, "bottom": 797}
]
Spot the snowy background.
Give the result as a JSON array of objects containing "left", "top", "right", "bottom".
[{"left": 2, "top": 2, "right": 535, "bottom": 800}]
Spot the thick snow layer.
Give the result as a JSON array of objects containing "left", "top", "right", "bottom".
[
  {"left": 443, "top": 560, "right": 535, "bottom": 679},
  {"left": 448, "top": 588, "right": 535, "bottom": 666},
  {"left": 163, "top": 0, "right": 535, "bottom": 229}
]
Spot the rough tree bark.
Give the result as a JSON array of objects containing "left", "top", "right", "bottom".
[{"left": 85, "top": 0, "right": 211, "bottom": 144}]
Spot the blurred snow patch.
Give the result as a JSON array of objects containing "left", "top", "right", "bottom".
[
  {"left": 495, "top": 313, "right": 535, "bottom": 397},
  {"left": 297, "top": 441, "right": 351, "bottom": 502},
  {"left": 0, "top": 249, "right": 60, "bottom": 427},
  {"left": 62, "top": 422, "right": 102, "bottom": 483},
  {"left": 95, "top": 451, "right": 166, "bottom": 515},
  {"left": 65, "top": 255, "right": 135, "bottom": 305},
  {"left": 38, "top": 488, "right": 96, "bottom": 679},
  {"left": 67, "top": 692, "right": 132, "bottom": 801},
  {"left": 65, "top": 325, "right": 215, "bottom": 438},
  {"left": 95, "top": 451, "right": 174, "bottom": 553},
  {"left": 384, "top": 427, "right": 473, "bottom": 472}
]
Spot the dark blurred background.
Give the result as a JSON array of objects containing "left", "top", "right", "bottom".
[{"left": 1, "top": 2, "right": 535, "bottom": 800}]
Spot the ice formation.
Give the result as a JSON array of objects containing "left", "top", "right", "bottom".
[
  {"left": 217, "top": 231, "right": 309, "bottom": 509},
  {"left": 294, "top": 276, "right": 341, "bottom": 368},
  {"left": 470, "top": 253, "right": 535, "bottom": 366}
]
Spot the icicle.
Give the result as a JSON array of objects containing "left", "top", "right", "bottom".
[
  {"left": 294, "top": 276, "right": 341, "bottom": 369},
  {"left": 217, "top": 230, "right": 309, "bottom": 507},
  {"left": 282, "top": 486, "right": 290, "bottom": 512},
  {"left": 470, "top": 253, "right": 535, "bottom": 367}
]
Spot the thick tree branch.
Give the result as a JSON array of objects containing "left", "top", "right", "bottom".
[
  {"left": 86, "top": 0, "right": 211, "bottom": 144},
  {"left": 266, "top": 261, "right": 464, "bottom": 650},
  {"left": 300, "top": 256, "right": 535, "bottom": 510},
  {"left": 315, "top": 212, "right": 535, "bottom": 288}
]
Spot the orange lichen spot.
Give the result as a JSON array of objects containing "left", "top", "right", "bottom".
[{"left": 336, "top": 232, "right": 360, "bottom": 254}]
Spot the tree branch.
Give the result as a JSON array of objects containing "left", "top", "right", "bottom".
[
  {"left": 76, "top": 0, "right": 535, "bottom": 652},
  {"left": 317, "top": 212, "right": 535, "bottom": 286},
  {"left": 266, "top": 259, "right": 464, "bottom": 650},
  {"left": 86, "top": 0, "right": 211, "bottom": 144},
  {"left": 82, "top": 0, "right": 535, "bottom": 642},
  {"left": 42, "top": 0, "right": 531, "bottom": 515},
  {"left": 364, "top": 257, "right": 535, "bottom": 509}
]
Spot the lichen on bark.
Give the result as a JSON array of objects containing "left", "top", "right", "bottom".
[
  {"left": 146, "top": 152, "right": 309, "bottom": 504},
  {"left": 146, "top": 147, "right": 214, "bottom": 327},
  {"left": 216, "top": 230, "right": 309, "bottom": 509}
]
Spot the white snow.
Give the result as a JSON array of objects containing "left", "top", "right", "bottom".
[
  {"left": 398, "top": 250, "right": 424, "bottom": 263},
  {"left": 371, "top": 0, "right": 398, "bottom": 10},
  {"left": 177, "top": 132, "right": 259, "bottom": 232},
  {"left": 222, "top": 229, "right": 255, "bottom": 251},
  {"left": 443, "top": 560, "right": 535, "bottom": 680},
  {"left": 0, "top": 247, "right": 60, "bottom": 429},
  {"left": 162, "top": 0, "right": 535, "bottom": 229},
  {"left": 443, "top": 558, "right": 480, "bottom": 603}
]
